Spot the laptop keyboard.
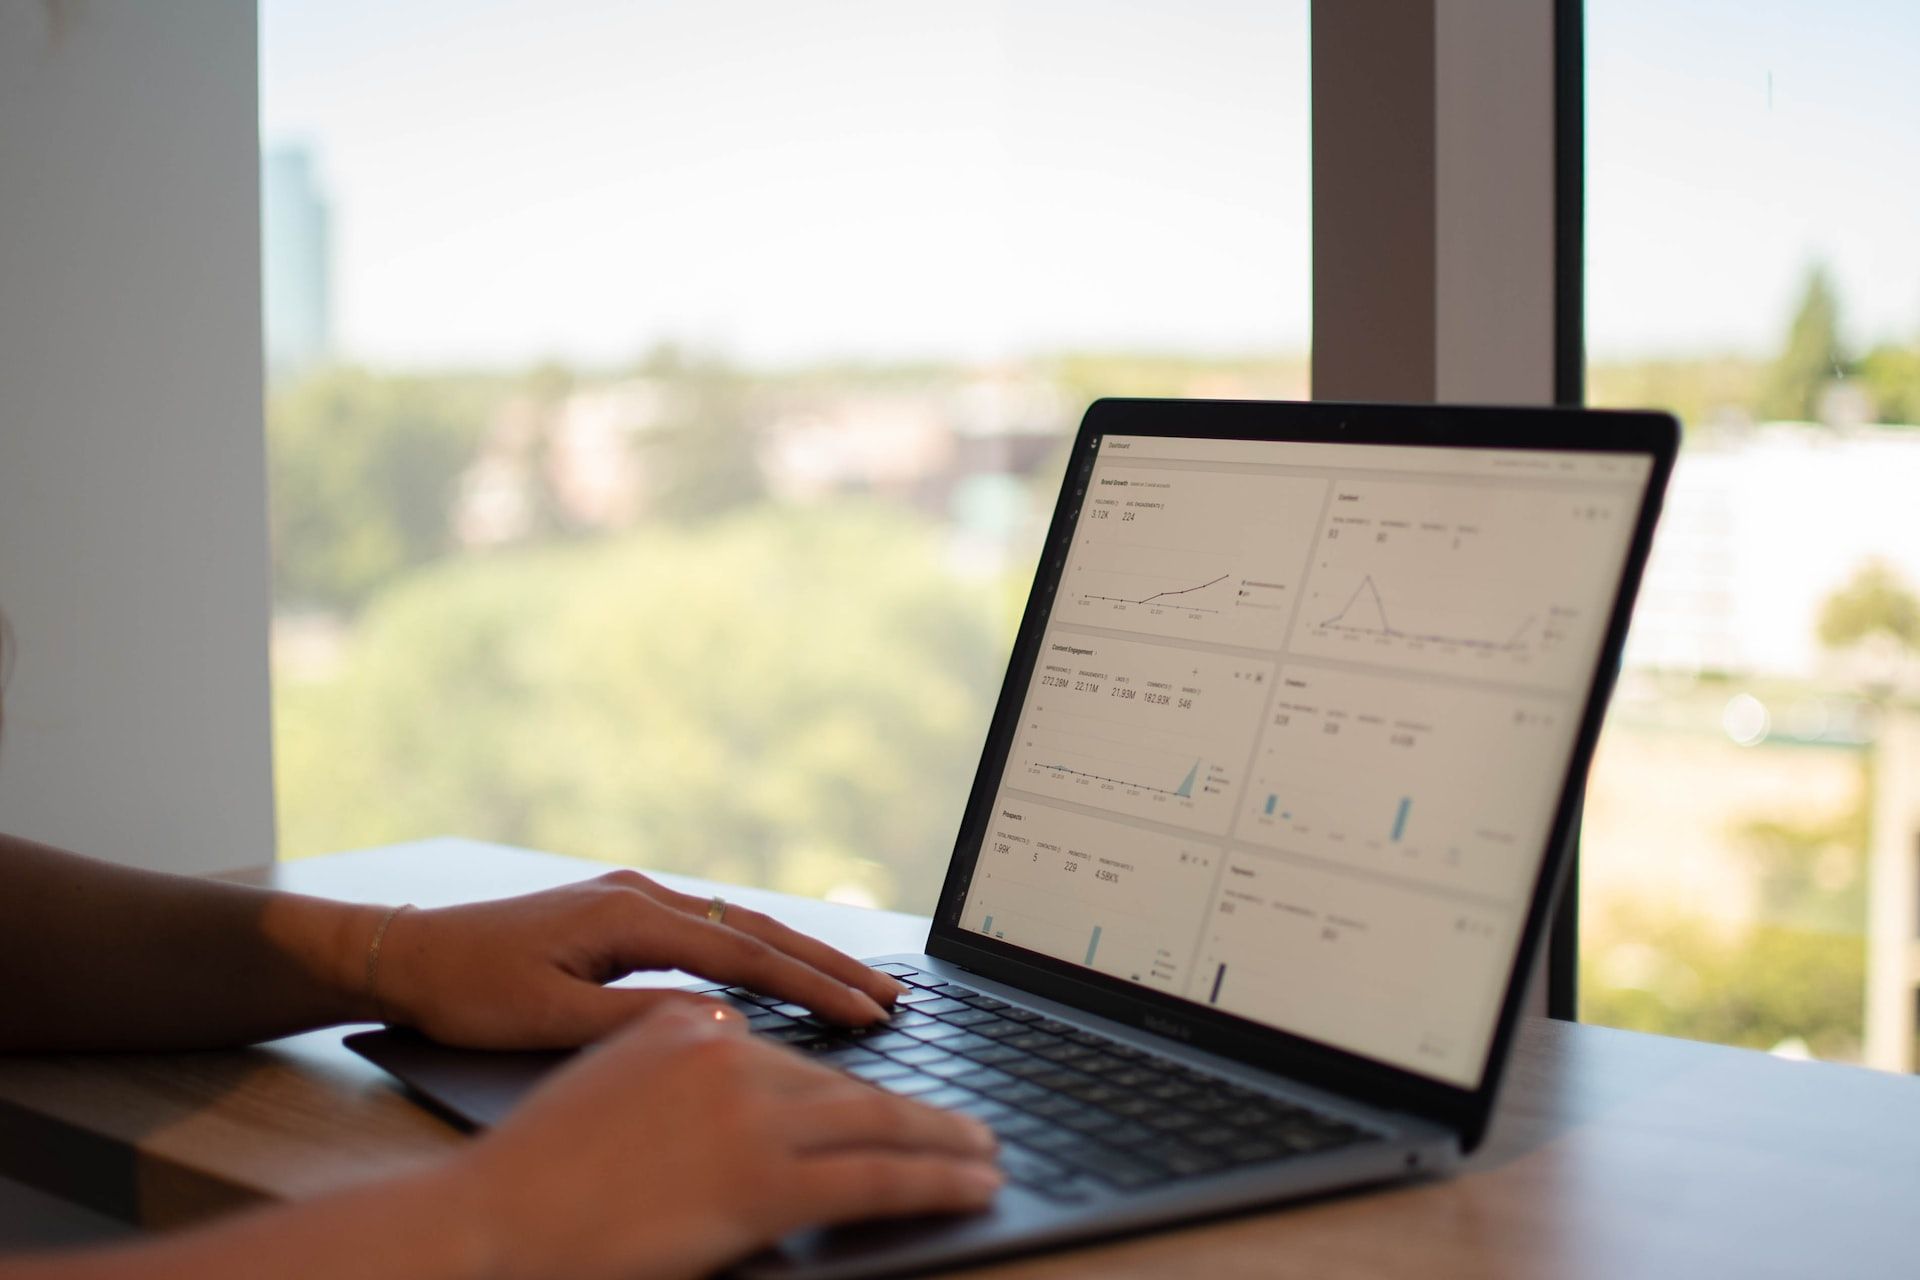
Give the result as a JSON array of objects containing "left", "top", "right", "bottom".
[{"left": 692, "top": 963, "right": 1378, "bottom": 1202}]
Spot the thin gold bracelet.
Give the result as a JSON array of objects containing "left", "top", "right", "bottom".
[{"left": 364, "top": 903, "right": 415, "bottom": 1024}]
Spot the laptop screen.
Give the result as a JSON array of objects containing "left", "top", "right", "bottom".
[{"left": 955, "top": 432, "right": 1656, "bottom": 1088}]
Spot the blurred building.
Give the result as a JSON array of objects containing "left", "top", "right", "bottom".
[
  {"left": 1627, "top": 425, "right": 1920, "bottom": 678},
  {"left": 761, "top": 369, "right": 1065, "bottom": 516},
  {"left": 261, "top": 144, "right": 333, "bottom": 375},
  {"left": 454, "top": 379, "right": 666, "bottom": 547},
  {"left": 1614, "top": 422, "right": 1920, "bottom": 1072},
  {"left": 455, "top": 367, "right": 1069, "bottom": 553}
]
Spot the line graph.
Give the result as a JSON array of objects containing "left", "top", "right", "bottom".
[
  {"left": 1021, "top": 711, "right": 1222, "bottom": 812},
  {"left": 1080, "top": 573, "right": 1229, "bottom": 614},
  {"left": 1036, "top": 757, "right": 1200, "bottom": 797},
  {"left": 1056, "top": 467, "right": 1327, "bottom": 648},
  {"left": 1291, "top": 479, "right": 1626, "bottom": 688},
  {"left": 1318, "top": 576, "right": 1537, "bottom": 653}
]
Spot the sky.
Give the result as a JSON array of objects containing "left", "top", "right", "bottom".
[
  {"left": 1587, "top": 0, "right": 1920, "bottom": 358},
  {"left": 261, "top": 0, "right": 1920, "bottom": 369},
  {"left": 260, "top": 0, "right": 1311, "bottom": 369}
]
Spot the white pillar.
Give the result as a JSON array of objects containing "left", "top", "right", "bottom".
[
  {"left": 1864, "top": 707, "right": 1920, "bottom": 1071},
  {"left": 0, "top": 0, "right": 274, "bottom": 873}
]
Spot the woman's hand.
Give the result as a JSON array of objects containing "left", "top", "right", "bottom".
[
  {"left": 437, "top": 1002, "right": 1003, "bottom": 1280},
  {"left": 372, "top": 870, "right": 907, "bottom": 1048},
  {"left": 0, "top": 1002, "right": 1001, "bottom": 1280}
]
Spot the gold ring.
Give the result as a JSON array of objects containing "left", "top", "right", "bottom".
[{"left": 706, "top": 895, "right": 729, "bottom": 924}]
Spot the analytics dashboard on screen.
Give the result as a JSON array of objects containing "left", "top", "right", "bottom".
[{"left": 960, "top": 434, "right": 1654, "bottom": 1087}]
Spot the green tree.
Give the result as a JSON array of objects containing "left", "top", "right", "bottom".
[
  {"left": 1580, "top": 906, "right": 1864, "bottom": 1060},
  {"left": 1758, "top": 264, "right": 1850, "bottom": 423},
  {"left": 1855, "top": 343, "right": 1920, "bottom": 427},
  {"left": 636, "top": 346, "right": 767, "bottom": 522},
  {"left": 1583, "top": 764, "right": 1873, "bottom": 1060},
  {"left": 1818, "top": 560, "right": 1920, "bottom": 653},
  {"left": 268, "top": 368, "right": 492, "bottom": 611},
  {"left": 274, "top": 504, "right": 1016, "bottom": 911},
  {"left": 1586, "top": 354, "right": 1766, "bottom": 434}
]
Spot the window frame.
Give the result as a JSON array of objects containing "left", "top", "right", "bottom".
[{"left": 1310, "top": 0, "right": 1584, "bottom": 1016}]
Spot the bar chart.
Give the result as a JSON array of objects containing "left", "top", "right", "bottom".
[
  {"left": 1190, "top": 850, "right": 1512, "bottom": 1086},
  {"left": 965, "top": 798, "right": 1220, "bottom": 994},
  {"left": 1235, "top": 664, "right": 1569, "bottom": 900}
]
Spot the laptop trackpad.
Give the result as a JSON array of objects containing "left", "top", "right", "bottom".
[{"left": 345, "top": 1028, "right": 570, "bottom": 1130}]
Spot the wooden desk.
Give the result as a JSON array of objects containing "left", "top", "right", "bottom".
[{"left": 2, "top": 839, "right": 1915, "bottom": 1277}]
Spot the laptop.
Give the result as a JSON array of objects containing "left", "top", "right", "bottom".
[{"left": 350, "top": 397, "right": 1678, "bottom": 1279}]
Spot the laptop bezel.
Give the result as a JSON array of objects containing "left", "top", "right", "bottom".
[{"left": 925, "top": 397, "right": 1678, "bottom": 1152}]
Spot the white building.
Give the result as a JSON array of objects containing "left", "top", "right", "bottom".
[
  {"left": 261, "top": 144, "right": 333, "bottom": 376},
  {"left": 1627, "top": 425, "right": 1920, "bottom": 678}
]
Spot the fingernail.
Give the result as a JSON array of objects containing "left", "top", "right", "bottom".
[
  {"left": 853, "top": 990, "right": 888, "bottom": 1021},
  {"left": 963, "top": 1164, "right": 1005, "bottom": 1196},
  {"left": 965, "top": 1119, "right": 998, "bottom": 1154},
  {"left": 885, "top": 978, "right": 909, "bottom": 1000}
]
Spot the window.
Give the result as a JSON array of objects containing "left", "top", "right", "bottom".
[
  {"left": 1581, "top": 0, "right": 1920, "bottom": 1070},
  {"left": 260, "top": 1, "right": 1310, "bottom": 911}
]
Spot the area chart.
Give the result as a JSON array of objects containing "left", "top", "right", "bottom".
[{"left": 1006, "top": 629, "right": 1273, "bottom": 835}]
